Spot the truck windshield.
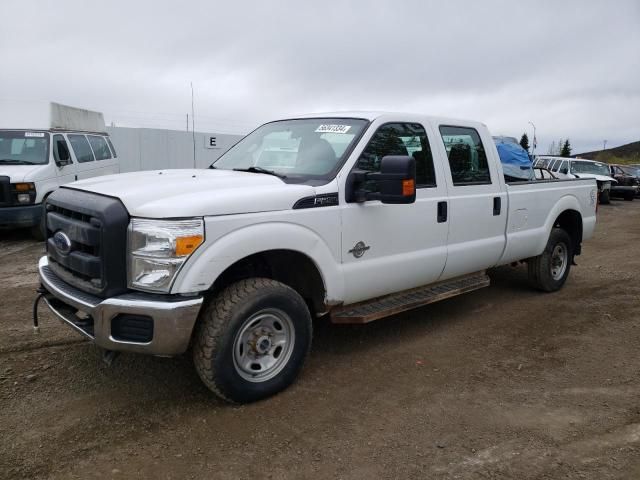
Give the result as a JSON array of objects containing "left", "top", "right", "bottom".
[
  {"left": 0, "top": 131, "right": 50, "bottom": 165},
  {"left": 571, "top": 161, "right": 610, "bottom": 176},
  {"left": 212, "top": 118, "right": 368, "bottom": 184}
]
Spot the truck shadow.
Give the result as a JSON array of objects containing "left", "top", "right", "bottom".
[
  {"left": 0, "top": 227, "right": 35, "bottom": 241},
  {"left": 22, "top": 264, "right": 541, "bottom": 411}
]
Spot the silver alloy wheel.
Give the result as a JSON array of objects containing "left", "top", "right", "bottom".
[
  {"left": 550, "top": 242, "right": 568, "bottom": 280},
  {"left": 232, "top": 308, "right": 295, "bottom": 382}
]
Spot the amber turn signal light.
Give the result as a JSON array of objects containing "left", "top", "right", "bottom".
[
  {"left": 14, "top": 183, "right": 35, "bottom": 192},
  {"left": 402, "top": 179, "right": 415, "bottom": 196},
  {"left": 175, "top": 235, "right": 204, "bottom": 256}
]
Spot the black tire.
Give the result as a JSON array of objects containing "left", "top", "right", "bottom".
[
  {"left": 193, "top": 278, "right": 312, "bottom": 403},
  {"left": 625, "top": 192, "right": 634, "bottom": 201},
  {"left": 599, "top": 189, "right": 610, "bottom": 204},
  {"left": 528, "top": 228, "right": 573, "bottom": 292}
]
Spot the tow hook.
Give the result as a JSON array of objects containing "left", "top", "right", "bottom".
[
  {"left": 102, "top": 349, "right": 120, "bottom": 367},
  {"left": 32, "top": 286, "right": 48, "bottom": 333}
]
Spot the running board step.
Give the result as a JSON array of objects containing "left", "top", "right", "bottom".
[{"left": 330, "top": 272, "right": 490, "bottom": 324}]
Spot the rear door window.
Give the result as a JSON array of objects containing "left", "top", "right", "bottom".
[
  {"left": 87, "top": 135, "right": 112, "bottom": 160},
  {"left": 439, "top": 126, "right": 491, "bottom": 185},
  {"left": 558, "top": 160, "right": 567, "bottom": 173},
  {"left": 68, "top": 134, "right": 95, "bottom": 163}
]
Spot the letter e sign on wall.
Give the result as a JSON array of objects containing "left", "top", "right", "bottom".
[{"left": 205, "top": 136, "right": 218, "bottom": 149}]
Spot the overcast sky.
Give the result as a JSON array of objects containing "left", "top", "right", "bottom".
[{"left": 2, "top": 0, "right": 638, "bottom": 154}]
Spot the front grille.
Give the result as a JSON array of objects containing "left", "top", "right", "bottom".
[{"left": 45, "top": 188, "right": 129, "bottom": 298}]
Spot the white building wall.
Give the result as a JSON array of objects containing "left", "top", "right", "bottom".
[{"left": 106, "top": 126, "right": 243, "bottom": 173}]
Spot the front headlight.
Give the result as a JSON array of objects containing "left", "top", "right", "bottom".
[
  {"left": 128, "top": 218, "right": 204, "bottom": 292},
  {"left": 11, "top": 183, "right": 36, "bottom": 204}
]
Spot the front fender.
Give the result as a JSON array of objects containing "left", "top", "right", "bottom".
[{"left": 171, "top": 221, "right": 344, "bottom": 303}]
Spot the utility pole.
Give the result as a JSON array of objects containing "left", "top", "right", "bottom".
[
  {"left": 603, "top": 139, "right": 607, "bottom": 151},
  {"left": 528, "top": 121, "right": 537, "bottom": 157},
  {"left": 191, "top": 82, "right": 196, "bottom": 168},
  {"left": 186, "top": 114, "right": 189, "bottom": 132}
]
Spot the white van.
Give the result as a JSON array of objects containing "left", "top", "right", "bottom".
[
  {"left": 535, "top": 155, "right": 615, "bottom": 204},
  {"left": 0, "top": 101, "right": 120, "bottom": 237}
]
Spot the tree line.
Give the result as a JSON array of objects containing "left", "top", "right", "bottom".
[{"left": 519, "top": 133, "right": 572, "bottom": 157}]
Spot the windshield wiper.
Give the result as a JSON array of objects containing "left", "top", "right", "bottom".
[
  {"left": 0, "top": 159, "right": 38, "bottom": 165},
  {"left": 233, "top": 166, "right": 286, "bottom": 179}
]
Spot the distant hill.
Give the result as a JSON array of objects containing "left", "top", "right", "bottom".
[{"left": 574, "top": 140, "right": 640, "bottom": 164}]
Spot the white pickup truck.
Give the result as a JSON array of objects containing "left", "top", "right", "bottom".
[{"left": 37, "top": 112, "right": 598, "bottom": 403}]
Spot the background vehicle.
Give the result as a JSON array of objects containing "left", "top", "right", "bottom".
[
  {"left": 37, "top": 112, "right": 598, "bottom": 403},
  {"left": 609, "top": 164, "right": 640, "bottom": 200},
  {"left": 536, "top": 156, "right": 615, "bottom": 204},
  {"left": 0, "top": 101, "right": 120, "bottom": 238}
]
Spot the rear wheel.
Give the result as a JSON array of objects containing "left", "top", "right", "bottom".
[
  {"left": 193, "top": 278, "right": 312, "bottom": 403},
  {"left": 625, "top": 192, "right": 635, "bottom": 201},
  {"left": 528, "top": 228, "right": 573, "bottom": 292}
]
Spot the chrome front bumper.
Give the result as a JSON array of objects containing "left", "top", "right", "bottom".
[{"left": 38, "top": 256, "right": 203, "bottom": 355}]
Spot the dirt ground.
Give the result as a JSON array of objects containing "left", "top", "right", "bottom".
[{"left": 1, "top": 200, "right": 640, "bottom": 480}]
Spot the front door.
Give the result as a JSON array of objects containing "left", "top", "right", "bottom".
[
  {"left": 52, "top": 134, "right": 76, "bottom": 184},
  {"left": 340, "top": 122, "right": 449, "bottom": 305},
  {"left": 435, "top": 124, "right": 507, "bottom": 279}
]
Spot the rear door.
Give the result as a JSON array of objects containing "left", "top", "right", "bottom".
[{"left": 435, "top": 124, "right": 507, "bottom": 279}]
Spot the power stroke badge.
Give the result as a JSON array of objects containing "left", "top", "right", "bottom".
[{"left": 349, "top": 241, "right": 370, "bottom": 258}]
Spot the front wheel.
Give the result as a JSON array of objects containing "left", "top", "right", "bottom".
[
  {"left": 599, "top": 189, "right": 610, "bottom": 204},
  {"left": 193, "top": 278, "right": 312, "bottom": 403},
  {"left": 527, "top": 228, "right": 573, "bottom": 292}
]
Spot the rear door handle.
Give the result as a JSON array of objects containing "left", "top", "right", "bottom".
[
  {"left": 437, "top": 201, "right": 447, "bottom": 223},
  {"left": 493, "top": 197, "right": 501, "bottom": 216}
]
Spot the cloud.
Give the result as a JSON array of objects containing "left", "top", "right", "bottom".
[{"left": 1, "top": 0, "right": 638, "bottom": 152}]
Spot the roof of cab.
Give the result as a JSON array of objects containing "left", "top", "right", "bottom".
[{"left": 286, "top": 111, "right": 488, "bottom": 128}]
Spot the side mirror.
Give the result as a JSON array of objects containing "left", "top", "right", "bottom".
[
  {"left": 56, "top": 158, "right": 71, "bottom": 167},
  {"left": 560, "top": 167, "right": 568, "bottom": 174},
  {"left": 350, "top": 155, "right": 416, "bottom": 204}
]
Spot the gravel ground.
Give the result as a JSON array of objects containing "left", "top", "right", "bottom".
[{"left": 1, "top": 200, "right": 640, "bottom": 479}]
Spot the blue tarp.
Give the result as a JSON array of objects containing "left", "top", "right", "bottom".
[{"left": 493, "top": 139, "right": 534, "bottom": 181}]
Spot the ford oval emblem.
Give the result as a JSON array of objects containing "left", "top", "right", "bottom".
[{"left": 53, "top": 231, "right": 72, "bottom": 255}]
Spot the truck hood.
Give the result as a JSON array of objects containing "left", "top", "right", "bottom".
[
  {"left": 64, "top": 169, "right": 317, "bottom": 217},
  {"left": 0, "top": 164, "right": 49, "bottom": 183},
  {"left": 573, "top": 173, "right": 616, "bottom": 183}
]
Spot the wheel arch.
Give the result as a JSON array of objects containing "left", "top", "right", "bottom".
[
  {"left": 208, "top": 249, "right": 328, "bottom": 315},
  {"left": 172, "top": 222, "right": 344, "bottom": 310},
  {"left": 553, "top": 208, "right": 583, "bottom": 256}
]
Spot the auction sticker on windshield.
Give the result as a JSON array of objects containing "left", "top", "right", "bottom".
[
  {"left": 315, "top": 125, "right": 351, "bottom": 134},
  {"left": 24, "top": 132, "right": 45, "bottom": 137}
]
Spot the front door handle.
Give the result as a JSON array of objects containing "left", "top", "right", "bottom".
[
  {"left": 493, "top": 197, "right": 501, "bottom": 216},
  {"left": 437, "top": 201, "right": 447, "bottom": 223}
]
